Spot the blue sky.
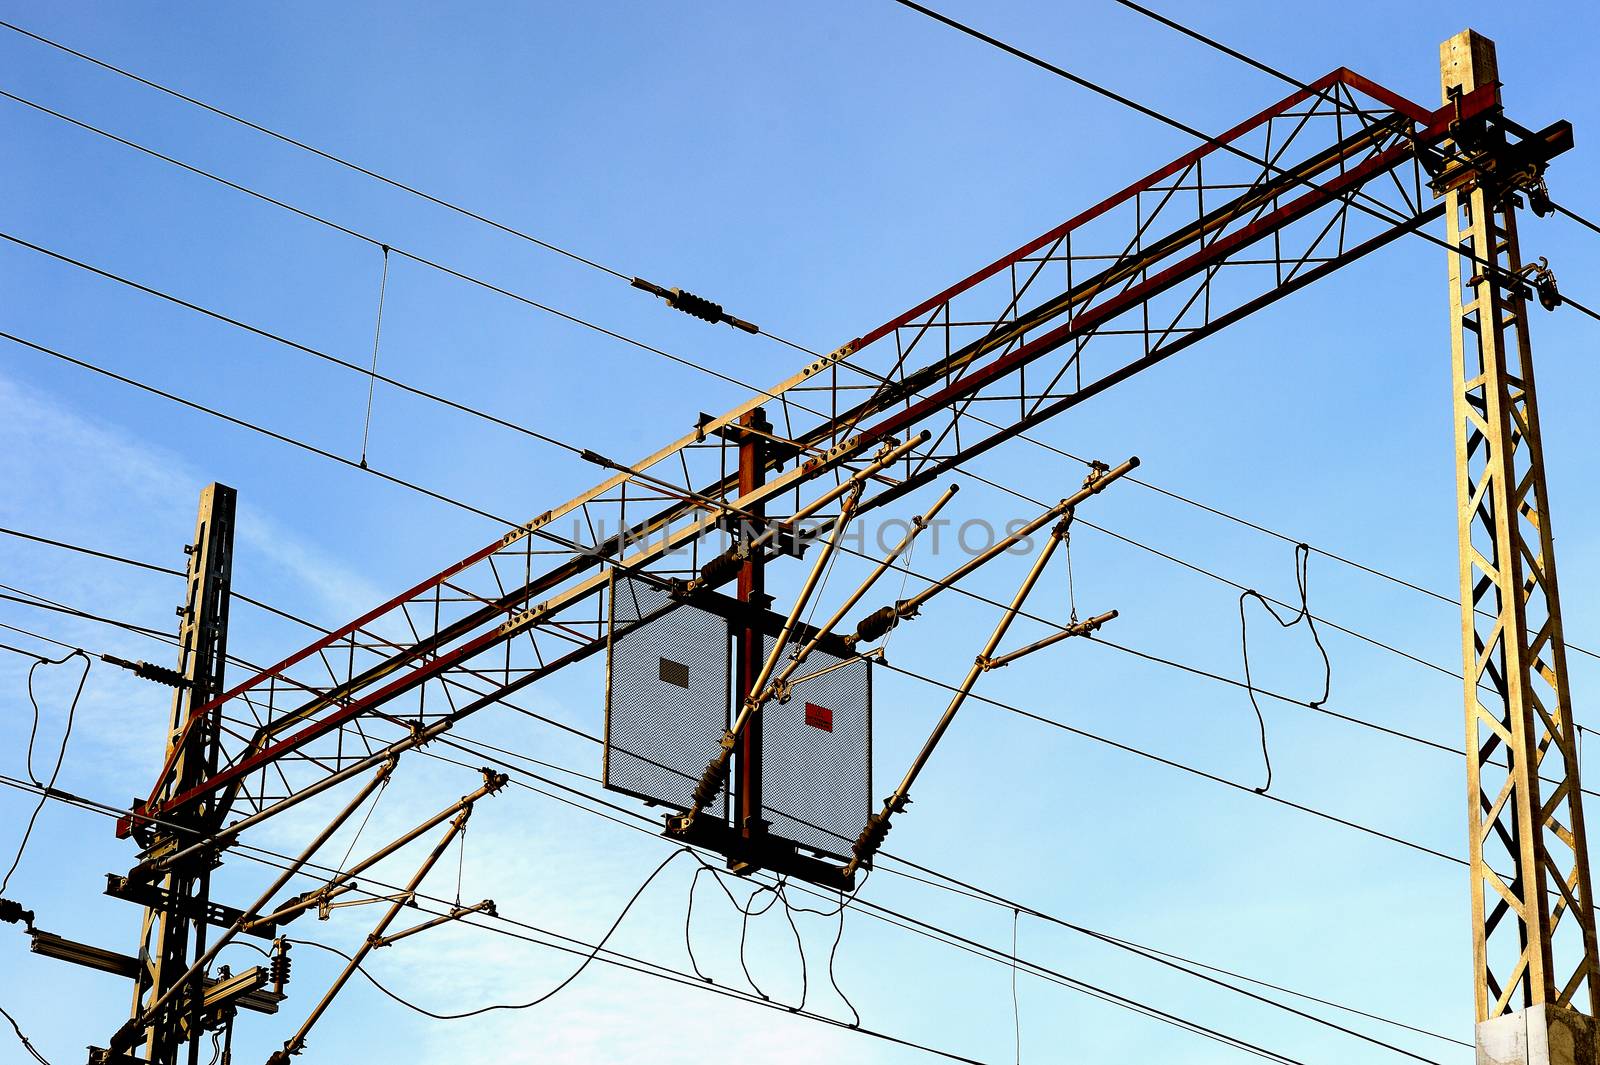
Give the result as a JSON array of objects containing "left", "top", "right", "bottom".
[{"left": 3, "top": 1, "right": 1600, "bottom": 1062}]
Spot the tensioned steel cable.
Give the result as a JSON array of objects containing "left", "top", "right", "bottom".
[
  {"left": 0, "top": 347, "right": 1585, "bottom": 823},
  {"left": 6, "top": 78, "right": 1592, "bottom": 669},
  {"left": 0, "top": 72, "right": 1562, "bottom": 660},
  {"left": 414, "top": 730, "right": 1463, "bottom": 1061},
  {"left": 2, "top": 10, "right": 1595, "bottom": 632},
  {"left": 0, "top": 391, "right": 1542, "bottom": 816},
  {"left": 0, "top": 21, "right": 631, "bottom": 281},
  {"left": 0, "top": 771, "right": 1319, "bottom": 1065},
  {"left": 0, "top": 587, "right": 1478, "bottom": 1049},
  {"left": 0, "top": 787, "right": 995, "bottom": 1065},
  {"left": 0, "top": 339, "right": 1576, "bottom": 885},
  {"left": 0, "top": 597, "right": 1487, "bottom": 1056},
  {"left": 0, "top": 563, "right": 1476, "bottom": 869},
  {"left": 3, "top": 223, "right": 1581, "bottom": 686},
  {"left": 882, "top": 0, "right": 1600, "bottom": 331},
  {"left": 1106, "top": 0, "right": 1600, "bottom": 299}
]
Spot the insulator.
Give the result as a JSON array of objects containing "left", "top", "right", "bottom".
[
  {"left": 690, "top": 762, "right": 725, "bottom": 811},
  {"left": 0, "top": 898, "right": 34, "bottom": 929},
  {"left": 668, "top": 288, "right": 724, "bottom": 324},
  {"left": 853, "top": 605, "right": 900, "bottom": 644},
  {"left": 852, "top": 811, "right": 893, "bottom": 863},
  {"left": 697, "top": 550, "right": 743, "bottom": 589},
  {"left": 631, "top": 276, "right": 759, "bottom": 333},
  {"left": 1528, "top": 179, "right": 1554, "bottom": 217},
  {"left": 101, "top": 654, "right": 190, "bottom": 689},
  {"left": 270, "top": 943, "right": 291, "bottom": 987}
]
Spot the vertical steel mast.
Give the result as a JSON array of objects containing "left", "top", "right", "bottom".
[
  {"left": 733, "top": 408, "right": 770, "bottom": 853},
  {"left": 124, "top": 483, "right": 236, "bottom": 1064},
  {"left": 1442, "top": 30, "right": 1600, "bottom": 1059}
]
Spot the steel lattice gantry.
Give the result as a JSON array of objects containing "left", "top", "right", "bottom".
[
  {"left": 93, "top": 36, "right": 1594, "bottom": 1063},
  {"left": 119, "top": 67, "right": 1505, "bottom": 838}
]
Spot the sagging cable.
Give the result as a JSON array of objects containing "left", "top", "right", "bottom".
[
  {"left": 106, "top": 757, "right": 400, "bottom": 1057},
  {"left": 1238, "top": 543, "right": 1330, "bottom": 795}
]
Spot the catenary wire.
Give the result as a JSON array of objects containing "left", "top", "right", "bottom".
[
  {"left": 8, "top": 74, "right": 1591, "bottom": 673},
  {"left": 0, "top": 596, "right": 1471, "bottom": 1052},
  {"left": 4, "top": 218, "right": 1517, "bottom": 683},
  {"left": 0, "top": 517, "right": 1570, "bottom": 875},
  {"left": 0, "top": 16, "right": 1555, "bottom": 1055},
  {"left": 0, "top": 562, "right": 1472, "bottom": 1057},
  {"left": 0, "top": 513, "right": 1530, "bottom": 853},
  {"left": 882, "top": 0, "right": 1600, "bottom": 330},
  {"left": 0, "top": 316, "right": 1551, "bottom": 764},
  {"left": 0, "top": 21, "right": 632, "bottom": 281},
  {"left": 0, "top": 772, "right": 993, "bottom": 1065},
  {"left": 5, "top": 24, "right": 1600, "bottom": 670},
  {"left": 12, "top": 80, "right": 1599, "bottom": 683},
  {"left": 0, "top": 770, "right": 1323, "bottom": 1065}
]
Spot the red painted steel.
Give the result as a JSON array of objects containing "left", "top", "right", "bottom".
[
  {"left": 852, "top": 81, "right": 1497, "bottom": 452},
  {"left": 138, "top": 69, "right": 1488, "bottom": 826},
  {"left": 850, "top": 69, "right": 1441, "bottom": 355}
]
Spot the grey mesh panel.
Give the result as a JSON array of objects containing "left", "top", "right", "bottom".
[
  {"left": 760, "top": 637, "right": 871, "bottom": 860},
  {"left": 604, "top": 576, "right": 729, "bottom": 818}
]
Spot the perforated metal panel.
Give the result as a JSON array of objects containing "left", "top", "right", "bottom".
[
  {"left": 604, "top": 575, "right": 729, "bottom": 817},
  {"left": 761, "top": 637, "right": 871, "bottom": 860}
]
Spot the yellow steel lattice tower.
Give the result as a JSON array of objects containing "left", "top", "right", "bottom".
[{"left": 1443, "top": 29, "right": 1600, "bottom": 1060}]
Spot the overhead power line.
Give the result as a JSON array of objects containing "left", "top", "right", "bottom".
[
  {"left": 0, "top": 769, "right": 1333, "bottom": 1065},
  {"left": 882, "top": 0, "right": 1600, "bottom": 329},
  {"left": 0, "top": 583, "right": 1474, "bottom": 1051},
  {"left": 7, "top": 68, "right": 1580, "bottom": 677},
  {"left": 1105, "top": 0, "right": 1600, "bottom": 280},
  {"left": 4, "top": 217, "right": 1575, "bottom": 693},
  {"left": 8, "top": 47, "right": 1595, "bottom": 673},
  {"left": 414, "top": 732, "right": 1463, "bottom": 1061},
  {"left": 0, "top": 256, "right": 1497, "bottom": 703},
  {"left": 0, "top": 20, "right": 802, "bottom": 348},
  {"left": 0, "top": 322, "right": 1584, "bottom": 883},
  {"left": 1550, "top": 200, "right": 1600, "bottom": 238},
  {"left": 0, "top": 20, "right": 630, "bottom": 281}
]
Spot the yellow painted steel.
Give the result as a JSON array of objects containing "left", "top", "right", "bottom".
[{"left": 1443, "top": 29, "right": 1600, "bottom": 1024}]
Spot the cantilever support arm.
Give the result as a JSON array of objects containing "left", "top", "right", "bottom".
[
  {"left": 270, "top": 771, "right": 508, "bottom": 1062},
  {"left": 845, "top": 458, "right": 1135, "bottom": 876},
  {"left": 772, "top": 482, "right": 960, "bottom": 696},
  {"left": 843, "top": 458, "right": 1138, "bottom": 652},
  {"left": 371, "top": 899, "right": 497, "bottom": 950},
  {"left": 676, "top": 481, "right": 870, "bottom": 828},
  {"left": 979, "top": 610, "right": 1118, "bottom": 671},
  {"left": 249, "top": 769, "right": 503, "bottom": 930},
  {"left": 107, "top": 758, "right": 398, "bottom": 1055}
]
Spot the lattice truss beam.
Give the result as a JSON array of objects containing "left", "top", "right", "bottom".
[{"left": 121, "top": 68, "right": 1505, "bottom": 838}]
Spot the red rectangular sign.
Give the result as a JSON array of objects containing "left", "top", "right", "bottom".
[{"left": 804, "top": 702, "right": 833, "bottom": 732}]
